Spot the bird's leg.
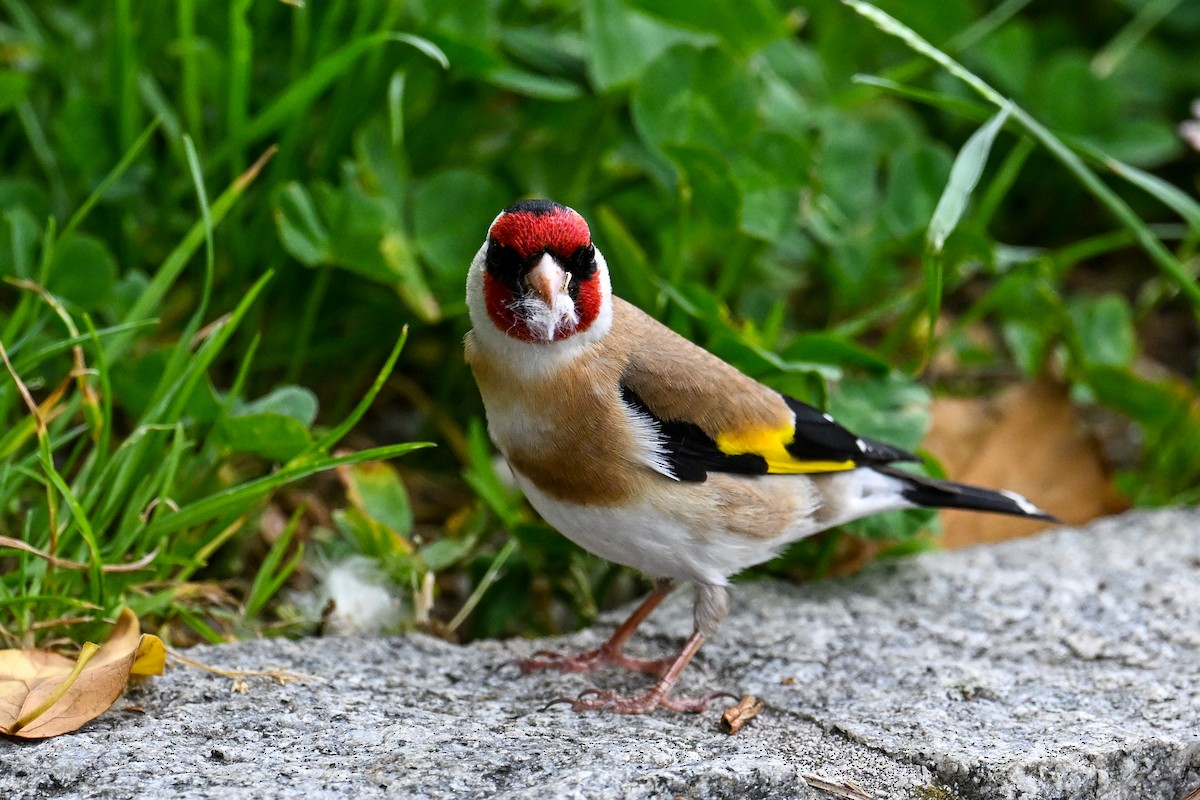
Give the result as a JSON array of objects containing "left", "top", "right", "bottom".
[
  {"left": 546, "top": 628, "right": 733, "bottom": 713},
  {"left": 544, "top": 584, "right": 735, "bottom": 713},
  {"left": 513, "top": 581, "right": 675, "bottom": 676}
]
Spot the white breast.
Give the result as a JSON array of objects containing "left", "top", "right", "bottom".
[{"left": 510, "top": 467, "right": 825, "bottom": 585}]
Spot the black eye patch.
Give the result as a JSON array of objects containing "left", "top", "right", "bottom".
[
  {"left": 485, "top": 239, "right": 524, "bottom": 290},
  {"left": 567, "top": 244, "right": 596, "bottom": 281}
]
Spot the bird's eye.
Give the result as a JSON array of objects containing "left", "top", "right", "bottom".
[
  {"left": 569, "top": 243, "right": 597, "bottom": 280},
  {"left": 485, "top": 240, "right": 522, "bottom": 286}
]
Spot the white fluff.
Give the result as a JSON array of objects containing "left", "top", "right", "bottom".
[
  {"left": 506, "top": 285, "right": 578, "bottom": 342},
  {"left": 301, "top": 555, "right": 402, "bottom": 636}
]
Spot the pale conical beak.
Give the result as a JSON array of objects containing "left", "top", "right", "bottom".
[
  {"left": 517, "top": 252, "right": 578, "bottom": 341},
  {"left": 525, "top": 253, "right": 566, "bottom": 306}
]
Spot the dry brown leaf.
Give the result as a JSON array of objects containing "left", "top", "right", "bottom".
[
  {"left": 800, "top": 774, "right": 875, "bottom": 799},
  {"left": 923, "top": 380, "right": 1127, "bottom": 549},
  {"left": 0, "top": 608, "right": 165, "bottom": 739},
  {"left": 720, "top": 695, "right": 764, "bottom": 734}
]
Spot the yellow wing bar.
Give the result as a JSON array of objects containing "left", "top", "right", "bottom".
[{"left": 715, "top": 426, "right": 857, "bottom": 475}]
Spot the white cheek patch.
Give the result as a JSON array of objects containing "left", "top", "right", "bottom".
[{"left": 508, "top": 286, "right": 579, "bottom": 342}]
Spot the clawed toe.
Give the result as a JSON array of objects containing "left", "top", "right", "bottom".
[
  {"left": 540, "top": 686, "right": 730, "bottom": 714},
  {"left": 507, "top": 646, "right": 668, "bottom": 676},
  {"left": 539, "top": 695, "right": 580, "bottom": 712},
  {"left": 658, "top": 690, "right": 737, "bottom": 713},
  {"left": 539, "top": 687, "right": 619, "bottom": 712}
]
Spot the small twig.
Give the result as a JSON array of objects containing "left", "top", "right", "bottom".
[
  {"left": 167, "top": 647, "right": 326, "bottom": 687},
  {"left": 0, "top": 339, "right": 44, "bottom": 430},
  {"left": 0, "top": 536, "right": 157, "bottom": 573}
]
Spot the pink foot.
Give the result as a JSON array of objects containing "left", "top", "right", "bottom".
[{"left": 514, "top": 646, "right": 672, "bottom": 676}]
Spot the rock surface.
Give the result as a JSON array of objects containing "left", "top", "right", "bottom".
[{"left": 3, "top": 509, "right": 1199, "bottom": 799}]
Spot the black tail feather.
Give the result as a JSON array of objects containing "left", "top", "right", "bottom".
[{"left": 874, "top": 465, "right": 1060, "bottom": 522}]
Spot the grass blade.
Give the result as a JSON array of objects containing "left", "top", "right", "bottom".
[
  {"left": 1103, "top": 157, "right": 1200, "bottom": 236},
  {"left": 928, "top": 102, "right": 1012, "bottom": 253},
  {"left": 211, "top": 32, "right": 448, "bottom": 167},
  {"left": 62, "top": 117, "right": 161, "bottom": 238},
  {"left": 315, "top": 328, "right": 408, "bottom": 451},
  {"left": 857, "top": 72, "right": 1200, "bottom": 238},
  {"left": 841, "top": 0, "right": 1200, "bottom": 315},
  {"left": 1092, "top": 0, "right": 1182, "bottom": 78},
  {"left": 244, "top": 506, "right": 304, "bottom": 618},
  {"left": 108, "top": 146, "right": 276, "bottom": 361},
  {"left": 144, "top": 442, "right": 432, "bottom": 538}
]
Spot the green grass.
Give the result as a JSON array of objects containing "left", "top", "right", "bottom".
[{"left": 0, "top": 0, "right": 1198, "bottom": 647}]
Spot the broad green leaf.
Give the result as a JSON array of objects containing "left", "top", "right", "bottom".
[
  {"left": 1001, "top": 319, "right": 1051, "bottom": 376},
  {"left": 663, "top": 144, "right": 741, "bottom": 229},
  {"left": 781, "top": 334, "right": 891, "bottom": 375},
  {"left": 625, "top": 0, "right": 787, "bottom": 54},
  {"left": 334, "top": 508, "right": 406, "bottom": 561},
  {"left": 632, "top": 45, "right": 758, "bottom": 155},
  {"left": 217, "top": 413, "right": 312, "bottom": 463},
  {"left": 412, "top": 169, "right": 506, "bottom": 282},
  {"left": 287, "top": 176, "right": 441, "bottom": 323},
  {"left": 419, "top": 537, "right": 474, "bottom": 572},
  {"left": 381, "top": 232, "right": 441, "bottom": 324},
  {"left": 1098, "top": 118, "right": 1182, "bottom": 168},
  {"left": 47, "top": 234, "right": 118, "bottom": 311},
  {"left": 273, "top": 182, "right": 332, "bottom": 266},
  {"left": 813, "top": 123, "right": 883, "bottom": 225},
  {"left": 342, "top": 460, "right": 413, "bottom": 540},
  {"left": 582, "top": 0, "right": 705, "bottom": 91},
  {"left": 1067, "top": 293, "right": 1136, "bottom": 368},
  {"left": 241, "top": 386, "right": 319, "bottom": 427},
  {"left": 826, "top": 372, "right": 931, "bottom": 452},
  {"left": 731, "top": 132, "right": 809, "bottom": 240},
  {"left": 707, "top": 331, "right": 840, "bottom": 382},
  {"left": 0, "top": 206, "right": 41, "bottom": 279},
  {"left": 1086, "top": 366, "right": 1172, "bottom": 425},
  {"left": 0, "top": 180, "right": 51, "bottom": 224},
  {"left": 0, "top": 71, "right": 30, "bottom": 114},
  {"left": 1030, "top": 53, "right": 1119, "bottom": 136}
]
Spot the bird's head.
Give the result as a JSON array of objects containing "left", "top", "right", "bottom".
[{"left": 466, "top": 200, "right": 611, "bottom": 348}]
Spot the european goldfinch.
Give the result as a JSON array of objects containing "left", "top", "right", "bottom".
[{"left": 465, "top": 200, "right": 1055, "bottom": 714}]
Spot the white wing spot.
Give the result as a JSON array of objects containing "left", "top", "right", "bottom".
[
  {"left": 1000, "top": 489, "right": 1045, "bottom": 517},
  {"left": 622, "top": 399, "right": 679, "bottom": 481},
  {"left": 855, "top": 437, "right": 868, "bottom": 452}
]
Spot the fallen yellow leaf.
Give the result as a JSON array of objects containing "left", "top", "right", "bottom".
[{"left": 0, "top": 608, "right": 164, "bottom": 739}]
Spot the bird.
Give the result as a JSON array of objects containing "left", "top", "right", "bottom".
[{"left": 464, "top": 199, "right": 1056, "bottom": 714}]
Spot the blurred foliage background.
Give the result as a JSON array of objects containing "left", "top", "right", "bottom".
[{"left": 0, "top": 0, "right": 1197, "bottom": 648}]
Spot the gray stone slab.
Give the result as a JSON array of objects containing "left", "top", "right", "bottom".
[{"left": 2, "top": 509, "right": 1199, "bottom": 799}]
